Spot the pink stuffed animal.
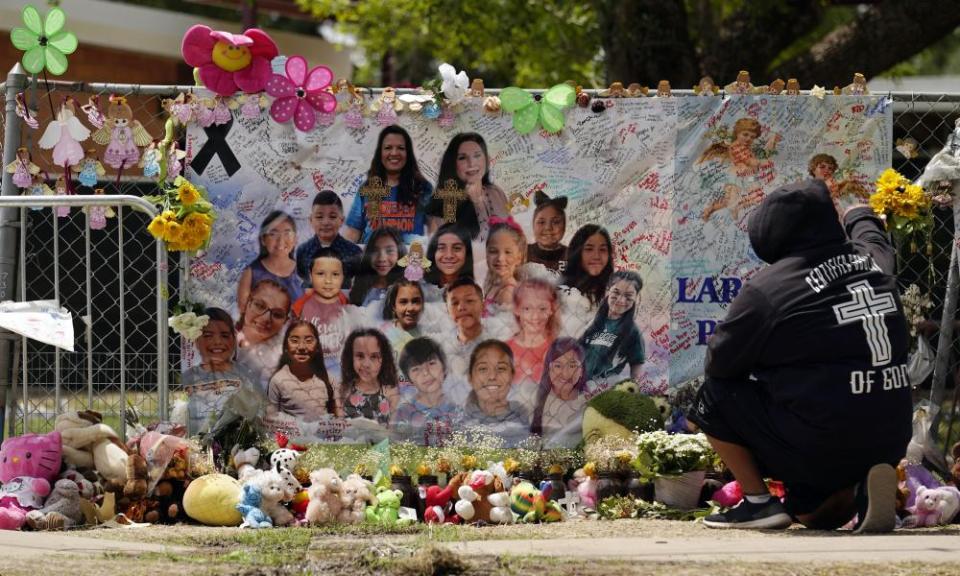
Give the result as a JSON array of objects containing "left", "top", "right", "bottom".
[
  {"left": 0, "top": 431, "right": 62, "bottom": 530},
  {"left": 712, "top": 481, "right": 744, "bottom": 508},
  {"left": 907, "top": 485, "right": 960, "bottom": 527}
]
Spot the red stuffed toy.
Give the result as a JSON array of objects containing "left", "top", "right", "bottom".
[{"left": 422, "top": 473, "right": 465, "bottom": 524}]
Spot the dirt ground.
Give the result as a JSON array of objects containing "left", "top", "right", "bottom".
[{"left": 2, "top": 519, "right": 958, "bottom": 576}]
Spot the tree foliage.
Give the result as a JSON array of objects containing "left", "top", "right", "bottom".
[{"left": 297, "top": 0, "right": 960, "bottom": 89}]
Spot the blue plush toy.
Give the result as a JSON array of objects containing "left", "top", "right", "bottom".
[{"left": 236, "top": 483, "right": 273, "bottom": 529}]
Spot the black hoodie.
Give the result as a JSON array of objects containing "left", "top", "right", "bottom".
[{"left": 705, "top": 179, "right": 911, "bottom": 442}]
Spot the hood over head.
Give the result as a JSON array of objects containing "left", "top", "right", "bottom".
[{"left": 748, "top": 179, "right": 845, "bottom": 264}]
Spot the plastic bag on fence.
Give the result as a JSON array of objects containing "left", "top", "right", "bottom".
[
  {"left": 907, "top": 335, "right": 936, "bottom": 387},
  {"left": 905, "top": 400, "right": 948, "bottom": 472}
]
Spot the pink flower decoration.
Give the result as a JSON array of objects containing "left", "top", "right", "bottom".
[
  {"left": 378, "top": 400, "right": 390, "bottom": 415},
  {"left": 181, "top": 24, "right": 278, "bottom": 96},
  {"left": 265, "top": 56, "right": 336, "bottom": 132},
  {"left": 349, "top": 393, "right": 362, "bottom": 408}
]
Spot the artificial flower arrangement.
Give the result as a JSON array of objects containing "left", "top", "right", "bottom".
[
  {"left": 632, "top": 431, "right": 716, "bottom": 481},
  {"left": 868, "top": 168, "right": 932, "bottom": 252}
]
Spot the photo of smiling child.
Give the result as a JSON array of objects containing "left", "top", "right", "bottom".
[
  {"left": 483, "top": 218, "right": 527, "bottom": 315},
  {"left": 348, "top": 226, "right": 405, "bottom": 308},
  {"left": 392, "top": 337, "right": 464, "bottom": 445},
  {"left": 238, "top": 210, "right": 303, "bottom": 310},
  {"left": 295, "top": 190, "right": 361, "bottom": 289},
  {"left": 462, "top": 339, "right": 531, "bottom": 447},
  {"left": 381, "top": 279, "right": 425, "bottom": 359},
  {"left": 530, "top": 338, "right": 588, "bottom": 448},
  {"left": 340, "top": 328, "right": 400, "bottom": 426},
  {"left": 527, "top": 191, "right": 568, "bottom": 272},
  {"left": 507, "top": 278, "right": 560, "bottom": 392},
  {"left": 182, "top": 307, "right": 260, "bottom": 436},
  {"left": 267, "top": 320, "right": 343, "bottom": 423},
  {"left": 579, "top": 271, "right": 646, "bottom": 394},
  {"left": 292, "top": 250, "right": 351, "bottom": 384}
]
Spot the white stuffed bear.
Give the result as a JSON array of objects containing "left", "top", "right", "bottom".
[
  {"left": 338, "top": 474, "right": 373, "bottom": 524},
  {"left": 249, "top": 470, "right": 294, "bottom": 527},
  {"left": 54, "top": 411, "right": 128, "bottom": 486},
  {"left": 305, "top": 468, "right": 342, "bottom": 525}
]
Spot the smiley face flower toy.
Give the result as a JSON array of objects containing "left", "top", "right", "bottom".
[{"left": 181, "top": 25, "right": 279, "bottom": 96}]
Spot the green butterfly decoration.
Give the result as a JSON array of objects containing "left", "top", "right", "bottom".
[
  {"left": 10, "top": 5, "right": 78, "bottom": 76},
  {"left": 500, "top": 84, "right": 576, "bottom": 134}
]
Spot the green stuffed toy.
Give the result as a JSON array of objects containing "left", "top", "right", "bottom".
[
  {"left": 509, "top": 481, "right": 563, "bottom": 523},
  {"left": 364, "top": 487, "right": 414, "bottom": 526},
  {"left": 582, "top": 380, "right": 663, "bottom": 445}
]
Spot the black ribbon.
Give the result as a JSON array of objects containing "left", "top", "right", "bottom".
[{"left": 190, "top": 116, "right": 240, "bottom": 177}]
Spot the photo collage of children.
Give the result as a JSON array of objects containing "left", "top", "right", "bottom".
[
  {"left": 181, "top": 94, "right": 891, "bottom": 448},
  {"left": 182, "top": 124, "right": 651, "bottom": 449}
]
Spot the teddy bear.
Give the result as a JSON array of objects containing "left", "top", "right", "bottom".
[
  {"left": 423, "top": 473, "right": 465, "bottom": 524},
  {"left": 455, "top": 470, "right": 507, "bottom": 524},
  {"left": 232, "top": 446, "right": 260, "bottom": 482},
  {"left": 25, "top": 479, "right": 85, "bottom": 530},
  {"left": 906, "top": 485, "right": 960, "bottom": 527},
  {"left": 305, "top": 468, "right": 342, "bottom": 525},
  {"left": 0, "top": 431, "right": 62, "bottom": 530},
  {"left": 365, "top": 487, "right": 413, "bottom": 526},
  {"left": 236, "top": 483, "right": 272, "bottom": 529},
  {"left": 251, "top": 470, "right": 294, "bottom": 526},
  {"left": 338, "top": 474, "right": 374, "bottom": 524},
  {"left": 54, "top": 411, "right": 128, "bottom": 489}
]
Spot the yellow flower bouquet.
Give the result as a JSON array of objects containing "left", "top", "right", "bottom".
[
  {"left": 868, "top": 168, "right": 932, "bottom": 251},
  {"left": 145, "top": 176, "right": 217, "bottom": 252}
]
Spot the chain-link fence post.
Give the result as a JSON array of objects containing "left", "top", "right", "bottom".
[{"left": 0, "top": 63, "right": 27, "bottom": 439}]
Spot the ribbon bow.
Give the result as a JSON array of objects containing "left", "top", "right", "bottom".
[{"left": 488, "top": 215, "right": 523, "bottom": 234}]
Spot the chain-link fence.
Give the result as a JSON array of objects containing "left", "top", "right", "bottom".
[
  {"left": 0, "top": 70, "right": 180, "bottom": 438},
  {"left": 2, "top": 72, "right": 960, "bottom": 458}
]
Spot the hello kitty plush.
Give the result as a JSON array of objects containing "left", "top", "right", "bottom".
[{"left": 0, "top": 431, "right": 63, "bottom": 530}]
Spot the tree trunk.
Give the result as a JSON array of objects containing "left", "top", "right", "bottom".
[
  {"left": 699, "top": 1, "right": 823, "bottom": 85},
  {"left": 772, "top": 0, "right": 960, "bottom": 88},
  {"left": 594, "top": 0, "right": 698, "bottom": 88}
]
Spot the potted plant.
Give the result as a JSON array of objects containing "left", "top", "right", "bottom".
[
  {"left": 584, "top": 435, "right": 636, "bottom": 499},
  {"left": 633, "top": 431, "right": 716, "bottom": 510}
]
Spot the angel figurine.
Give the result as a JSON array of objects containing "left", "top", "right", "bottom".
[
  {"left": 73, "top": 149, "right": 106, "bottom": 188},
  {"left": 92, "top": 95, "right": 152, "bottom": 170},
  {"left": 163, "top": 93, "right": 194, "bottom": 125},
  {"left": 26, "top": 173, "right": 53, "bottom": 211},
  {"left": 85, "top": 189, "right": 115, "bottom": 230},
  {"left": 212, "top": 97, "right": 232, "bottom": 125},
  {"left": 372, "top": 87, "right": 401, "bottom": 126},
  {"left": 398, "top": 241, "right": 431, "bottom": 282},
  {"left": 39, "top": 96, "right": 91, "bottom": 170},
  {"left": 15, "top": 93, "right": 39, "bottom": 129},
  {"left": 80, "top": 95, "right": 105, "bottom": 129},
  {"left": 166, "top": 141, "right": 187, "bottom": 183},
  {"left": 229, "top": 94, "right": 268, "bottom": 120},
  {"left": 724, "top": 71, "right": 756, "bottom": 95},
  {"left": 53, "top": 175, "right": 70, "bottom": 218},
  {"left": 140, "top": 141, "right": 161, "bottom": 179},
  {"left": 344, "top": 88, "right": 366, "bottom": 130},
  {"left": 6, "top": 147, "right": 40, "bottom": 189}
]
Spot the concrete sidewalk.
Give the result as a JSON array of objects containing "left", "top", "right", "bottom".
[
  {"left": 447, "top": 534, "right": 960, "bottom": 563},
  {"left": 0, "top": 530, "right": 191, "bottom": 559}
]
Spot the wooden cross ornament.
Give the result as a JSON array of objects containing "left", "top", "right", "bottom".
[
  {"left": 361, "top": 176, "right": 390, "bottom": 223},
  {"left": 436, "top": 179, "right": 467, "bottom": 223}
]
